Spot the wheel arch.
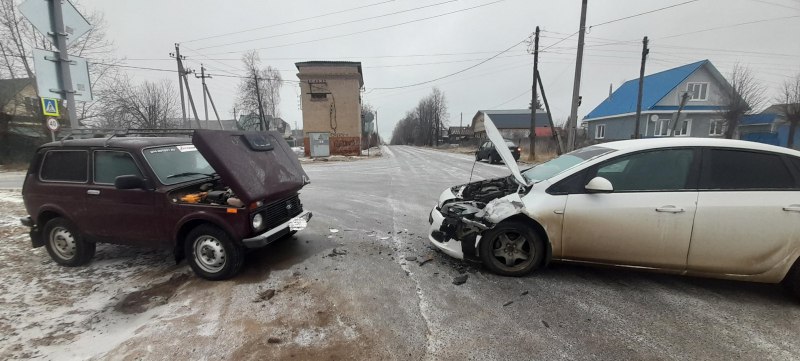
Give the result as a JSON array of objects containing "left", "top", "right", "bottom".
[
  {"left": 478, "top": 214, "right": 553, "bottom": 268},
  {"left": 173, "top": 218, "right": 236, "bottom": 262}
]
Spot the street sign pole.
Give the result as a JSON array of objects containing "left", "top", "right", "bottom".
[{"left": 51, "top": 0, "right": 80, "bottom": 130}]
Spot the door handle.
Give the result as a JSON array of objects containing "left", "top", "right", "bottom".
[
  {"left": 86, "top": 189, "right": 100, "bottom": 196},
  {"left": 784, "top": 205, "right": 800, "bottom": 212},
  {"left": 655, "top": 205, "right": 684, "bottom": 213}
]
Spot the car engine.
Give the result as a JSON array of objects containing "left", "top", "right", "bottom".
[{"left": 171, "top": 182, "right": 244, "bottom": 207}]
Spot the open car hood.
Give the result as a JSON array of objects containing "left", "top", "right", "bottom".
[
  {"left": 192, "top": 129, "right": 309, "bottom": 205},
  {"left": 482, "top": 116, "right": 529, "bottom": 186}
]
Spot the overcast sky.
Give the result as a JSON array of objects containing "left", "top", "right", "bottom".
[{"left": 79, "top": 0, "right": 800, "bottom": 140}]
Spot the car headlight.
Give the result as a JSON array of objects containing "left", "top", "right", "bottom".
[{"left": 252, "top": 213, "right": 264, "bottom": 230}]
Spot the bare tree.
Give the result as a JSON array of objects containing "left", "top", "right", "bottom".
[
  {"left": 99, "top": 76, "right": 180, "bottom": 129},
  {"left": 390, "top": 87, "right": 448, "bottom": 146},
  {"left": 236, "top": 50, "right": 282, "bottom": 131},
  {"left": 718, "top": 63, "right": 766, "bottom": 139},
  {"left": 777, "top": 74, "right": 800, "bottom": 149}
]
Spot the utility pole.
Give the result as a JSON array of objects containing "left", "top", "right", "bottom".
[
  {"left": 196, "top": 64, "right": 211, "bottom": 127},
  {"left": 633, "top": 36, "right": 649, "bottom": 139},
  {"left": 180, "top": 66, "right": 202, "bottom": 128},
  {"left": 567, "top": 0, "right": 588, "bottom": 152},
  {"left": 170, "top": 44, "right": 187, "bottom": 126},
  {"left": 51, "top": 0, "right": 79, "bottom": 130},
  {"left": 460, "top": 112, "right": 463, "bottom": 127},
  {"left": 204, "top": 81, "right": 225, "bottom": 130},
  {"left": 375, "top": 110, "right": 380, "bottom": 145},
  {"left": 529, "top": 26, "right": 540, "bottom": 161},
  {"left": 253, "top": 74, "right": 266, "bottom": 131},
  {"left": 537, "top": 71, "right": 563, "bottom": 155}
]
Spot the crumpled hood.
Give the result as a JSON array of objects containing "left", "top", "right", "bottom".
[
  {"left": 482, "top": 115, "right": 528, "bottom": 186},
  {"left": 192, "top": 129, "right": 309, "bottom": 205}
]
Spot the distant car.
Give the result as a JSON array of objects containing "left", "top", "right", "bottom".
[
  {"left": 429, "top": 117, "right": 800, "bottom": 298},
  {"left": 475, "top": 139, "right": 520, "bottom": 164},
  {"left": 20, "top": 130, "right": 312, "bottom": 280}
]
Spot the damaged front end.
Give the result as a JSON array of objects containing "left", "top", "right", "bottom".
[{"left": 429, "top": 175, "right": 527, "bottom": 261}]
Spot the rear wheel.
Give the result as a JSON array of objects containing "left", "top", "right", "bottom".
[
  {"left": 489, "top": 153, "right": 500, "bottom": 164},
  {"left": 475, "top": 153, "right": 481, "bottom": 161},
  {"left": 186, "top": 225, "right": 244, "bottom": 280},
  {"left": 479, "top": 221, "right": 543, "bottom": 276},
  {"left": 43, "top": 217, "right": 95, "bottom": 267},
  {"left": 784, "top": 260, "right": 800, "bottom": 300}
]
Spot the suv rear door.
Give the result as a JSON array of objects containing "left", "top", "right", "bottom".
[
  {"left": 32, "top": 149, "right": 90, "bottom": 229},
  {"left": 80, "top": 149, "right": 159, "bottom": 245},
  {"left": 687, "top": 148, "right": 800, "bottom": 275}
]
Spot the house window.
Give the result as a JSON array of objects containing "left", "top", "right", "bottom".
[
  {"left": 686, "top": 83, "right": 709, "bottom": 101},
  {"left": 654, "top": 119, "right": 671, "bottom": 137},
  {"left": 674, "top": 119, "right": 692, "bottom": 136},
  {"left": 709, "top": 119, "right": 725, "bottom": 136},
  {"left": 595, "top": 124, "right": 605, "bottom": 139},
  {"left": 310, "top": 93, "right": 328, "bottom": 101}
]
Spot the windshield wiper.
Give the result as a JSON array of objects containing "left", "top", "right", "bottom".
[{"left": 166, "top": 172, "right": 216, "bottom": 179}]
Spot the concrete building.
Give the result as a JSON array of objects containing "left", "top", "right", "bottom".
[{"left": 296, "top": 61, "right": 364, "bottom": 157}]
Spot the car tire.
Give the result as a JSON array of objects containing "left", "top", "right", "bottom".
[
  {"left": 186, "top": 224, "right": 244, "bottom": 281},
  {"left": 784, "top": 260, "right": 800, "bottom": 300},
  {"left": 490, "top": 153, "right": 500, "bottom": 164},
  {"left": 43, "top": 217, "right": 95, "bottom": 267},
  {"left": 478, "top": 221, "right": 544, "bottom": 276},
  {"left": 475, "top": 153, "right": 481, "bottom": 161}
]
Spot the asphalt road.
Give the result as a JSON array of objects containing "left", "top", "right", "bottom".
[
  {"left": 0, "top": 171, "right": 24, "bottom": 189},
  {"left": 2, "top": 146, "right": 799, "bottom": 360}
]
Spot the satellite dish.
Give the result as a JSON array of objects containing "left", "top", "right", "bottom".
[{"left": 649, "top": 114, "right": 659, "bottom": 122}]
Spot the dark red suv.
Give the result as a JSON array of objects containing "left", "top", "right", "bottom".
[{"left": 20, "top": 129, "right": 312, "bottom": 280}]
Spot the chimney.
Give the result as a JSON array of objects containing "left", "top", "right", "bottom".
[{"left": 609, "top": 83, "right": 613, "bottom": 99}]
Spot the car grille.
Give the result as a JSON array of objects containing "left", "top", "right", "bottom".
[{"left": 263, "top": 194, "right": 303, "bottom": 230}]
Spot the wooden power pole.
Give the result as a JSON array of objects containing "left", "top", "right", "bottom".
[
  {"left": 529, "top": 26, "right": 539, "bottom": 161},
  {"left": 567, "top": 0, "right": 588, "bottom": 152},
  {"left": 633, "top": 36, "right": 649, "bottom": 139}
]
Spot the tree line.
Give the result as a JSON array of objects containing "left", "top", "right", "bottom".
[{"left": 390, "top": 87, "right": 448, "bottom": 146}]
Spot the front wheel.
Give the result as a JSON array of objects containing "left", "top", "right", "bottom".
[
  {"left": 186, "top": 225, "right": 244, "bottom": 280},
  {"left": 479, "top": 221, "right": 544, "bottom": 276},
  {"left": 44, "top": 217, "right": 95, "bottom": 267}
]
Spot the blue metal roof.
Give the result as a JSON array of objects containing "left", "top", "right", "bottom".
[
  {"left": 584, "top": 60, "right": 709, "bottom": 121},
  {"left": 741, "top": 113, "right": 778, "bottom": 126}
]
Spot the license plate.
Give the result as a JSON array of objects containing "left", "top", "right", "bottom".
[{"left": 289, "top": 217, "right": 307, "bottom": 231}]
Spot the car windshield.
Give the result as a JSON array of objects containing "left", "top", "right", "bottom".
[
  {"left": 505, "top": 141, "right": 516, "bottom": 147},
  {"left": 522, "top": 146, "right": 614, "bottom": 183},
  {"left": 143, "top": 144, "right": 216, "bottom": 185}
]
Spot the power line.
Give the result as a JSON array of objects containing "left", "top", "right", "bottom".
[
  {"left": 658, "top": 14, "right": 800, "bottom": 39},
  {"left": 181, "top": 0, "right": 396, "bottom": 43},
  {"left": 369, "top": 35, "right": 528, "bottom": 90},
  {"left": 588, "top": 0, "right": 701, "bottom": 28},
  {"left": 195, "top": 0, "right": 459, "bottom": 51},
  {"left": 747, "top": 0, "right": 800, "bottom": 11},
  {"left": 488, "top": 88, "right": 530, "bottom": 109},
  {"left": 203, "top": 0, "right": 507, "bottom": 56}
]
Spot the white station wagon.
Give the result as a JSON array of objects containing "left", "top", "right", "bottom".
[{"left": 428, "top": 119, "right": 800, "bottom": 298}]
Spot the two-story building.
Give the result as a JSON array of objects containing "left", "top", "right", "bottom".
[{"left": 584, "top": 60, "right": 733, "bottom": 141}]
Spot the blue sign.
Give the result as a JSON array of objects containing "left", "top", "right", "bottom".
[{"left": 41, "top": 97, "right": 59, "bottom": 117}]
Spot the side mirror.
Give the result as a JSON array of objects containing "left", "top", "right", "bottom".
[
  {"left": 114, "top": 175, "right": 146, "bottom": 190},
  {"left": 585, "top": 176, "right": 614, "bottom": 193}
]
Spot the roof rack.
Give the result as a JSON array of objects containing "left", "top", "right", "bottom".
[{"left": 58, "top": 128, "right": 196, "bottom": 140}]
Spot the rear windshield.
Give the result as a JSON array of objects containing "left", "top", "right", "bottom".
[
  {"left": 522, "top": 145, "right": 614, "bottom": 183},
  {"left": 505, "top": 141, "right": 516, "bottom": 147},
  {"left": 142, "top": 144, "right": 216, "bottom": 185}
]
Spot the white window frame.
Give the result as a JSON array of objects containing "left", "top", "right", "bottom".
[
  {"left": 654, "top": 119, "right": 671, "bottom": 137},
  {"left": 595, "top": 124, "right": 605, "bottom": 139},
  {"left": 709, "top": 119, "right": 725, "bottom": 136},
  {"left": 686, "top": 82, "right": 709, "bottom": 101},
  {"left": 674, "top": 119, "right": 692, "bottom": 136}
]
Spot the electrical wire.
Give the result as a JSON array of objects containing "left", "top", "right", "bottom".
[
  {"left": 195, "top": 0, "right": 459, "bottom": 51},
  {"left": 588, "top": 0, "right": 701, "bottom": 28},
  {"left": 180, "top": 0, "right": 396, "bottom": 44}
]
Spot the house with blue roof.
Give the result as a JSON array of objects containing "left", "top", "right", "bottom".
[
  {"left": 739, "top": 103, "right": 800, "bottom": 149},
  {"left": 584, "top": 60, "right": 734, "bottom": 141}
]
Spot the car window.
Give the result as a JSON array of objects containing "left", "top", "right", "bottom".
[
  {"left": 40, "top": 150, "right": 88, "bottom": 182},
  {"left": 523, "top": 145, "right": 614, "bottom": 183},
  {"left": 596, "top": 149, "right": 694, "bottom": 192},
  {"left": 505, "top": 141, "right": 516, "bottom": 147},
  {"left": 790, "top": 156, "right": 800, "bottom": 174},
  {"left": 94, "top": 151, "right": 143, "bottom": 184},
  {"left": 700, "top": 149, "right": 795, "bottom": 190},
  {"left": 143, "top": 144, "right": 215, "bottom": 185}
]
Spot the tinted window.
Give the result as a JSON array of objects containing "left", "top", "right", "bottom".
[
  {"left": 94, "top": 151, "right": 143, "bottom": 184},
  {"left": 790, "top": 157, "right": 800, "bottom": 174},
  {"left": 596, "top": 149, "right": 694, "bottom": 191},
  {"left": 701, "top": 149, "right": 795, "bottom": 190},
  {"left": 522, "top": 145, "right": 614, "bottom": 183},
  {"left": 40, "top": 150, "right": 88, "bottom": 182}
]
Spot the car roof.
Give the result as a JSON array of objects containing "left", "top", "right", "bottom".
[
  {"left": 597, "top": 137, "right": 800, "bottom": 157},
  {"left": 40, "top": 136, "right": 191, "bottom": 151}
]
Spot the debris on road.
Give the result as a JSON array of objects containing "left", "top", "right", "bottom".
[
  {"left": 253, "top": 289, "right": 276, "bottom": 303},
  {"left": 267, "top": 337, "right": 282, "bottom": 344},
  {"left": 418, "top": 257, "right": 433, "bottom": 266},
  {"left": 329, "top": 228, "right": 340, "bottom": 233},
  {"left": 541, "top": 320, "right": 550, "bottom": 328},
  {"left": 521, "top": 290, "right": 529, "bottom": 296},
  {"left": 405, "top": 255, "right": 417, "bottom": 262},
  {"left": 503, "top": 301, "right": 514, "bottom": 307},
  {"left": 452, "top": 274, "right": 468, "bottom": 285},
  {"left": 327, "top": 248, "right": 348, "bottom": 257}
]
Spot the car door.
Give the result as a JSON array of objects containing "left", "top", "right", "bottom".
[
  {"left": 35, "top": 149, "right": 90, "bottom": 230},
  {"left": 81, "top": 150, "right": 159, "bottom": 245},
  {"left": 478, "top": 141, "right": 491, "bottom": 159},
  {"left": 687, "top": 148, "right": 800, "bottom": 275},
  {"left": 561, "top": 148, "right": 699, "bottom": 269}
]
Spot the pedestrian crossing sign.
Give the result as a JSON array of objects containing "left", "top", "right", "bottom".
[{"left": 41, "top": 97, "right": 59, "bottom": 117}]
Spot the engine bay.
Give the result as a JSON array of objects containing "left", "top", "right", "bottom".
[{"left": 170, "top": 181, "right": 245, "bottom": 208}]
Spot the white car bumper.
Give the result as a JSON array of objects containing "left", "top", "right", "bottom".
[{"left": 428, "top": 206, "right": 465, "bottom": 260}]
